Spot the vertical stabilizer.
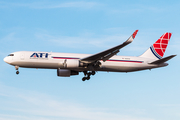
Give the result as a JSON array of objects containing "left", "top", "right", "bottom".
[{"left": 140, "top": 32, "right": 172, "bottom": 60}]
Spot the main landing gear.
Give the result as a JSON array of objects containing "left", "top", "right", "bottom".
[
  {"left": 82, "top": 71, "right": 96, "bottom": 81},
  {"left": 15, "top": 66, "right": 19, "bottom": 75}
]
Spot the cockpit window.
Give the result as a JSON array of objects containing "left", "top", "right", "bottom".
[{"left": 8, "top": 54, "right": 14, "bottom": 56}]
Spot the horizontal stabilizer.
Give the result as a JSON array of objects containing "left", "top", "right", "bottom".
[{"left": 149, "top": 55, "right": 176, "bottom": 64}]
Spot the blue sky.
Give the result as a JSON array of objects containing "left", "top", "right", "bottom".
[{"left": 0, "top": 0, "right": 180, "bottom": 120}]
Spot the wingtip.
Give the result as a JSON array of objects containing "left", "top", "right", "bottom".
[
  {"left": 172, "top": 54, "right": 177, "bottom": 57},
  {"left": 132, "top": 30, "right": 139, "bottom": 39}
]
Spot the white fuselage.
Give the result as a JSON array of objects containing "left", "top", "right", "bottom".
[{"left": 4, "top": 51, "right": 167, "bottom": 72}]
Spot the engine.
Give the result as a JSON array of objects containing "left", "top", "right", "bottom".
[{"left": 57, "top": 69, "right": 79, "bottom": 77}]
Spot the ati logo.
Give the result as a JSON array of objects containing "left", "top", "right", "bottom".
[{"left": 30, "top": 53, "right": 49, "bottom": 59}]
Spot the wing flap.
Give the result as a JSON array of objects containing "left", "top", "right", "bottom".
[{"left": 80, "top": 30, "right": 138, "bottom": 63}]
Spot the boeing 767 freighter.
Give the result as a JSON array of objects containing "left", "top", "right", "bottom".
[{"left": 4, "top": 30, "right": 176, "bottom": 81}]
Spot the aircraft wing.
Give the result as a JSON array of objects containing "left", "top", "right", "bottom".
[{"left": 80, "top": 30, "right": 139, "bottom": 64}]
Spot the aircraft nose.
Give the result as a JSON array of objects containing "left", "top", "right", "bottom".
[{"left": 4, "top": 57, "right": 10, "bottom": 64}]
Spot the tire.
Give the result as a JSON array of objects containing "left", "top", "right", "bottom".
[
  {"left": 92, "top": 71, "right": 95, "bottom": 75},
  {"left": 16, "top": 71, "right": 19, "bottom": 74},
  {"left": 82, "top": 77, "right": 86, "bottom": 81}
]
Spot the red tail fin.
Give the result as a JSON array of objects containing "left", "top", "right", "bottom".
[
  {"left": 140, "top": 32, "right": 172, "bottom": 60},
  {"left": 151, "top": 33, "right": 172, "bottom": 59}
]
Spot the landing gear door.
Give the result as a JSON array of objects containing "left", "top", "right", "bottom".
[{"left": 21, "top": 53, "right": 25, "bottom": 60}]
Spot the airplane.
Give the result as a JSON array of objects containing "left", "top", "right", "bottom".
[{"left": 4, "top": 30, "right": 176, "bottom": 81}]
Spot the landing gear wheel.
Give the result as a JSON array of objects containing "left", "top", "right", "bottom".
[
  {"left": 82, "top": 77, "right": 86, "bottom": 81},
  {"left": 16, "top": 71, "right": 19, "bottom": 75},
  {"left": 82, "top": 71, "right": 96, "bottom": 81},
  {"left": 92, "top": 71, "right": 95, "bottom": 75}
]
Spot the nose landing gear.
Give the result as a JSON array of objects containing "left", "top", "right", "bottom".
[
  {"left": 15, "top": 66, "right": 19, "bottom": 75},
  {"left": 82, "top": 71, "right": 96, "bottom": 81},
  {"left": 16, "top": 71, "right": 19, "bottom": 74}
]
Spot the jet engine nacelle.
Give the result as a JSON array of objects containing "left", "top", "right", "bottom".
[{"left": 57, "top": 69, "right": 79, "bottom": 77}]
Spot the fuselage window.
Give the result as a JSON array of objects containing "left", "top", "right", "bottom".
[{"left": 8, "top": 54, "right": 14, "bottom": 56}]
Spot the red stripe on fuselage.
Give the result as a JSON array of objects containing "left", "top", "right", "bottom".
[
  {"left": 52, "top": 57, "right": 143, "bottom": 63},
  {"left": 52, "top": 57, "right": 79, "bottom": 59},
  {"left": 107, "top": 59, "right": 143, "bottom": 63}
]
